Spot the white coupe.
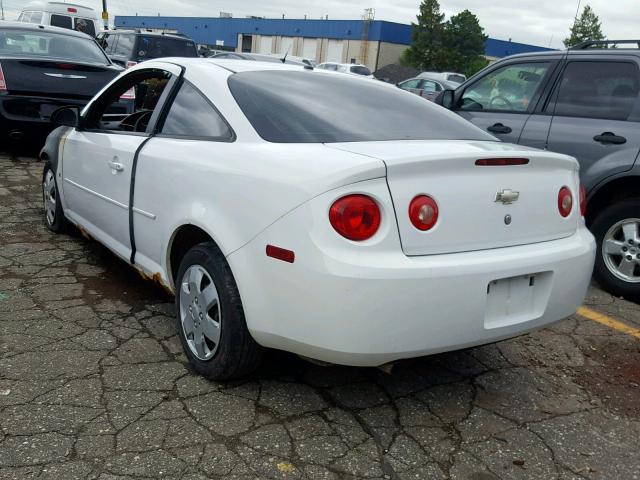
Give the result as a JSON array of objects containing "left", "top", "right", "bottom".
[{"left": 41, "top": 59, "right": 596, "bottom": 379}]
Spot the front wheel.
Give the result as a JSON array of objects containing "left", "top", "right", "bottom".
[
  {"left": 42, "top": 162, "right": 66, "bottom": 233},
  {"left": 592, "top": 199, "right": 640, "bottom": 301},
  {"left": 175, "top": 242, "right": 262, "bottom": 380}
]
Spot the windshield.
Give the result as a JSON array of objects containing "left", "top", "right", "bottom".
[
  {"left": 350, "top": 65, "right": 371, "bottom": 76},
  {"left": 0, "top": 30, "right": 109, "bottom": 64},
  {"left": 228, "top": 71, "right": 494, "bottom": 143},
  {"left": 137, "top": 36, "right": 197, "bottom": 59}
]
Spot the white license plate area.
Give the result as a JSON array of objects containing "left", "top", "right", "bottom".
[{"left": 484, "top": 272, "right": 552, "bottom": 329}]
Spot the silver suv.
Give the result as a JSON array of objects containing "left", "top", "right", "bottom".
[{"left": 438, "top": 40, "right": 640, "bottom": 300}]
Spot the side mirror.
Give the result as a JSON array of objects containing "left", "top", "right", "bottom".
[
  {"left": 439, "top": 89, "right": 456, "bottom": 109},
  {"left": 51, "top": 106, "right": 81, "bottom": 128}
]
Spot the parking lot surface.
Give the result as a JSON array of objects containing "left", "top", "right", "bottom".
[{"left": 1, "top": 153, "right": 640, "bottom": 480}]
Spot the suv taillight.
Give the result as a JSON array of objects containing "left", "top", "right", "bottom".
[
  {"left": 329, "top": 194, "right": 381, "bottom": 241},
  {"left": 0, "top": 63, "right": 6, "bottom": 91},
  {"left": 558, "top": 186, "right": 573, "bottom": 218}
]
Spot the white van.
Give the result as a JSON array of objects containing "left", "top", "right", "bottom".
[{"left": 17, "top": 1, "right": 99, "bottom": 37}]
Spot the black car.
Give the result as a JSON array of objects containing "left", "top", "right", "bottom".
[
  {"left": 97, "top": 30, "right": 198, "bottom": 68},
  {"left": 0, "top": 21, "right": 122, "bottom": 147}
]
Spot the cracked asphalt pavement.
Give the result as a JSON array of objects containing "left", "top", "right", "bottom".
[{"left": 1, "top": 154, "right": 640, "bottom": 480}]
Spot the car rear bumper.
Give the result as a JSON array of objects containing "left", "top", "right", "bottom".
[{"left": 228, "top": 220, "right": 596, "bottom": 367}]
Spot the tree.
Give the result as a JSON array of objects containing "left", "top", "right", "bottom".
[
  {"left": 444, "top": 9, "right": 488, "bottom": 76},
  {"left": 401, "top": 0, "right": 448, "bottom": 71},
  {"left": 563, "top": 5, "right": 605, "bottom": 48},
  {"left": 401, "top": 1, "right": 488, "bottom": 76}
]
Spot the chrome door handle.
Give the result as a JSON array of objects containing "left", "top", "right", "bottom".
[{"left": 108, "top": 161, "right": 124, "bottom": 172}]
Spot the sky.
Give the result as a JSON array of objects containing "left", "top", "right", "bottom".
[{"left": 2, "top": 0, "right": 637, "bottom": 49}]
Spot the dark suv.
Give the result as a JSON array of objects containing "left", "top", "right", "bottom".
[
  {"left": 437, "top": 40, "right": 640, "bottom": 300},
  {"left": 96, "top": 30, "right": 198, "bottom": 68}
]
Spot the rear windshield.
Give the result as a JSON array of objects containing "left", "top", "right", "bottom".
[
  {"left": 228, "top": 71, "right": 494, "bottom": 143},
  {"left": 136, "top": 35, "right": 197, "bottom": 59},
  {"left": 447, "top": 74, "right": 466, "bottom": 84},
  {"left": 0, "top": 30, "right": 109, "bottom": 64},
  {"left": 350, "top": 65, "right": 371, "bottom": 76}
]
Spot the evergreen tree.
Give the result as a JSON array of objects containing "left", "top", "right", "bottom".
[
  {"left": 563, "top": 5, "right": 605, "bottom": 47},
  {"left": 445, "top": 9, "right": 488, "bottom": 76},
  {"left": 401, "top": 0, "right": 448, "bottom": 71}
]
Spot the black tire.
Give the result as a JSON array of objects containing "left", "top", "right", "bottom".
[
  {"left": 591, "top": 199, "right": 640, "bottom": 302},
  {"left": 42, "top": 162, "right": 66, "bottom": 233},
  {"left": 175, "top": 242, "right": 262, "bottom": 380}
]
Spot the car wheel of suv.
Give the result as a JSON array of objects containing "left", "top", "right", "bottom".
[
  {"left": 42, "top": 162, "right": 66, "bottom": 233},
  {"left": 175, "top": 242, "right": 262, "bottom": 380},
  {"left": 592, "top": 199, "right": 640, "bottom": 301}
]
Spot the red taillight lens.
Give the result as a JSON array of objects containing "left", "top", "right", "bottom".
[
  {"left": 475, "top": 158, "right": 529, "bottom": 166},
  {"left": 329, "top": 194, "right": 381, "bottom": 241},
  {"left": 0, "top": 63, "right": 6, "bottom": 91},
  {"left": 126, "top": 61, "right": 138, "bottom": 69},
  {"left": 67, "top": 7, "right": 78, "bottom": 12},
  {"left": 558, "top": 186, "right": 573, "bottom": 217},
  {"left": 409, "top": 195, "right": 439, "bottom": 231},
  {"left": 579, "top": 184, "right": 586, "bottom": 216}
]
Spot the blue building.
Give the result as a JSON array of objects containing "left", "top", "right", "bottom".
[{"left": 114, "top": 15, "right": 554, "bottom": 70}]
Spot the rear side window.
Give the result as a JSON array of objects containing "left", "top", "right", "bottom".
[
  {"left": 161, "top": 82, "right": 233, "bottom": 140},
  {"left": 51, "top": 14, "right": 73, "bottom": 30},
  {"left": 228, "top": 70, "right": 494, "bottom": 143},
  {"left": 549, "top": 61, "right": 640, "bottom": 121},
  {"left": 31, "top": 12, "right": 44, "bottom": 23},
  {"left": 113, "top": 34, "right": 134, "bottom": 57},
  {"left": 447, "top": 74, "right": 466, "bottom": 84},
  {"left": 74, "top": 18, "right": 95, "bottom": 37}
]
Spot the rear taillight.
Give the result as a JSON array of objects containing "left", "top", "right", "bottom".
[
  {"left": 579, "top": 184, "right": 586, "bottom": 216},
  {"left": 126, "top": 61, "right": 138, "bottom": 69},
  {"left": 558, "top": 186, "right": 573, "bottom": 217},
  {"left": 409, "top": 195, "right": 439, "bottom": 231},
  {"left": 120, "top": 87, "right": 136, "bottom": 100},
  {"left": 0, "top": 63, "right": 6, "bottom": 91},
  {"left": 329, "top": 194, "right": 381, "bottom": 241}
]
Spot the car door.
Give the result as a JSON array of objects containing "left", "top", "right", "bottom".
[
  {"left": 61, "top": 64, "right": 182, "bottom": 261},
  {"left": 398, "top": 79, "right": 422, "bottom": 96},
  {"left": 420, "top": 79, "right": 441, "bottom": 101},
  {"left": 544, "top": 56, "right": 640, "bottom": 191},
  {"left": 453, "top": 58, "right": 559, "bottom": 144},
  {"left": 131, "top": 80, "right": 234, "bottom": 277}
]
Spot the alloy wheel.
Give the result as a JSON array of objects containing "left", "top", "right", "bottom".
[
  {"left": 602, "top": 218, "right": 640, "bottom": 283},
  {"left": 43, "top": 170, "right": 57, "bottom": 226},
  {"left": 179, "top": 265, "right": 222, "bottom": 360}
]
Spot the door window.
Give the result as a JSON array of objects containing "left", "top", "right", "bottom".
[
  {"left": 30, "top": 11, "right": 44, "bottom": 23},
  {"left": 161, "top": 82, "right": 233, "bottom": 140},
  {"left": 400, "top": 79, "right": 421, "bottom": 89},
  {"left": 50, "top": 14, "right": 73, "bottom": 30},
  {"left": 422, "top": 80, "right": 439, "bottom": 93},
  {"left": 74, "top": 18, "right": 96, "bottom": 36},
  {"left": 460, "top": 62, "right": 551, "bottom": 112},
  {"left": 85, "top": 70, "right": 172, "bottom": 133},
  {"left": 113, "top": 34, "right": 134, "bottom": 58},
  {"left": 547, "top": 61, "right": 640, "bottom": 121}
]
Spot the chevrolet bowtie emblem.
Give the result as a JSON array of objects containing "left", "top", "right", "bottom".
[{"left": 495, "top": 189, "right": 520, "bottom": 205}]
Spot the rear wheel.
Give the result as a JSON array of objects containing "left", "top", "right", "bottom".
[
  {"left": 175, "top": 242, "right": 262, "bottom": 380},
  {"left": 42, "top": 162, "right": 66, "bottom": 233},
  {"left": 592, "top": 199, "right": 640, "bottom": 301}
]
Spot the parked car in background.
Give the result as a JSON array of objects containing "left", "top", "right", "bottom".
[
  {"left": 316, "top": 62, "right": 374, "bottom": 78},
  {"left": 96, "top": 30, "right": 198, "bottom": 68},
  {"left": 436, "top": 40, "right": 640, "bottom": 300},
  {"left": 42, "top": 58, "right": 594, "bottom": 380},
  {"left": 18, "top": 1, "right": 99, "bottom": 37},
  {"left": 208, "top": 51, "right": 307, "bottom": 66},
  {"left": 397, "top": 76, "right": 459, "bottom": 101},
  {"left": 419, "top": 71, "right": 467, "bottom": 84},
  {"left": 0, "top": 22, "right": 122, "bottom": 148}
]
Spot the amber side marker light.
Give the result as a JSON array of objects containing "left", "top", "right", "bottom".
[
  {"left": 266, "top": 245, "right": 295, "bottom": 263},
  {"left": 475, "top": 158, "right": 529, "bottom": 166}
]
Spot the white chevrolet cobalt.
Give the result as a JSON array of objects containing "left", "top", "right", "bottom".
[{"left": 41, "top": 59, "right": 596, "bottom": 380}]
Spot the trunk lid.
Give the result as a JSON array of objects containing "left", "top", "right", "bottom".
[
  {"left": 1, "top": 59, "right": 120, "bottom": 99},
  {"left": 327, "top": 140, "right": 581, "bottom": 256}
]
